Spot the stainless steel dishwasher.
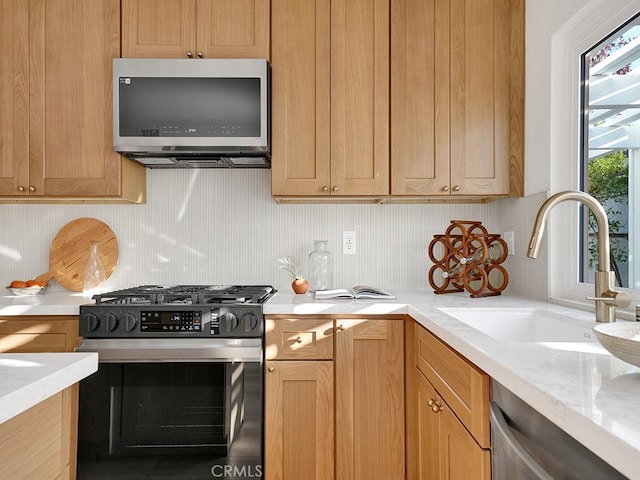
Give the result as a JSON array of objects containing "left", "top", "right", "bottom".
[{"left": 490, "top": 380, "right": 627, "bottom": 480}]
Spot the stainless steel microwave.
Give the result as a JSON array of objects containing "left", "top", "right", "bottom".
[{"left": 113, "top": 58, "right": 270, "bottom": 168}]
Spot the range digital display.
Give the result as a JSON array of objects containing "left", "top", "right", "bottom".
[{"left": 140, "top": 311, "right": 202, "bottom": 332}]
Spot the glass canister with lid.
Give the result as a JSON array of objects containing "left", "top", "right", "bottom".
[{"left": 308, "top": 240, "right": 333, "bottom": 291}]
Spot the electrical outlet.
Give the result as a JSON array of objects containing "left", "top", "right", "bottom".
[
  {"left": 343, "top": 231, "right": 356, "bottom": 255},
  {"left": 503, "top": 231, "right": 515, "bottom": 256}
]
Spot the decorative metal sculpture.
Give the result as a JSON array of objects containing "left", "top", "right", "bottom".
[{"left": 428, "top": 220, "right": 509, "bottom": 298}]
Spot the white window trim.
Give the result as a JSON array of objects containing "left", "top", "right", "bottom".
[{"left": 549, "top": 0, "right": 640, "bottom": 318}]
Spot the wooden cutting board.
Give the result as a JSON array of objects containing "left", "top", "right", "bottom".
[{"left": 38, "top": 218, "right": 118, "bottom": 292}]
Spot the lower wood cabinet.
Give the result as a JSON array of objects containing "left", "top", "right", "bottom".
[
  {"left": 407, "top": 320, "right": 491, "bottom": 479},
  {"left": 264, "top": 316, "right": 405, "bottom": 480},
  {"left": 265, "top": 360, "right": 334, "bottom": 480},
  {"left": 0, "top": 387, "right": 75, "bottom": 480},
  {"left": 0, "top": 316, "right": 80, "bottom": 480}
]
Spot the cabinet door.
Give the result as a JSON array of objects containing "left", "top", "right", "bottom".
[
  {"left": 0, "top": 0, "right": 30, "bottom": 196},
  {"left": 331, "top": 0, "right": 389, "bottom": 196},
  {"left": 449, "top": 0, "right": 510, "bottom": 196},
  {"left": 440, "top": 399, "right": 491, "bottom": 480},
  {"left": 415, "top": 368, "right": 440, "bottom": 479},
  {"left": 196, "top": 0, "right": 270, "bottom": 59},
  {"left": 31, "top": 0, "right": 136, "bottom": 198},
  {"left": 122, "top": 0, "right": 197, "bottom": 58},
  {"left": 271, "top": 0, "right": 331, "bottom": 196},
  {"left": 390, "top": 0, "right": 450, "bottom": 196},
  {"left": 335, "top": 319, "right": 404, "bottom": 480},
  {"left": 264, "top": 361, "right": 334, "bottom": 480}
]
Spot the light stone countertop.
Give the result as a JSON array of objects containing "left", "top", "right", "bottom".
[
  {"left": 0, "top": 352, "right": 98, "bottom": 424},
  {"left": 0, "top": 290, "right": 91, "bottom": 316},
  {"left": 265, "top": 289, "right": 640, "bottom": 479},
  {"left": 1, "top": 288, "right": 638, "bottom": 477}
]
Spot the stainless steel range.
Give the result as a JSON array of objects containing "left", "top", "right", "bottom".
[{"left": 76, "top": 285, "right": 275, "bottom": 480}]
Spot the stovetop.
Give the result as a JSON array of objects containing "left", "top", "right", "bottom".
[
  {"left": 90, "top": 285, "right": 276, "bottom": 306},
  {"left": 79, "top": 285, "right": 276, "bottom": 338}
]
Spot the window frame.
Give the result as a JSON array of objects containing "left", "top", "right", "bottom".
[{"left": 549, "top": 0, "right": 640, "bottom": 318}]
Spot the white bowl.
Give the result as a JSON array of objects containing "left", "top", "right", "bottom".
[
  {"left": 593, "top": 322, "right": 640, "bottom": 368},
  {"left": 6, "top": 286, "right": 47, "bottom": 297}
]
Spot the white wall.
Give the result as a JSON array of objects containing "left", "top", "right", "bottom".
[{"left": 0, "top": 170, "right": 496, "bottom": 293}]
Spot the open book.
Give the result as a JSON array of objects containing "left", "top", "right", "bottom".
[{"left": 314, "top": 285, "right": 396, "bottom": 300}]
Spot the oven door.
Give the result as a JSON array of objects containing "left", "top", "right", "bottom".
[{"left": 75, "top": 338, "right": 263, "bottom": 480}]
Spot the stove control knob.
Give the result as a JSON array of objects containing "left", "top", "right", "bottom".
[
  {"left": 82, "top": 312, "right": 100, "bottom": 332},
  {"left": 103, "top": 312, "right": 119, "bottom": 332},
  {"left": 242, "top": 313, "right": 258, "bottom": 332},
  {"left": 123, "top": 313, "right": 137, "bottom": 332},
  {"left": 221, "top": 312, "right": 239, "bottom": 332}
]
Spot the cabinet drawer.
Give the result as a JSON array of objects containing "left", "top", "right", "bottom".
[
  {"left": 265, "top": 318, "right": 334, "bottom": 360},
  {"left": 415, "top": 325, "right": 490, "bottom": 447}
]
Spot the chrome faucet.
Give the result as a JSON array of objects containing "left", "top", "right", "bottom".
[{"left": 527, "top": 190, "right": 630, "bottom": 322}]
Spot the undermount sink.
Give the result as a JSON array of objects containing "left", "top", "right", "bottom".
[{"left": 438, "top": 308, "right": 596, "bottom": 343}]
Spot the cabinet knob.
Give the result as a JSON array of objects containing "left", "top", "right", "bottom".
[
  {"left": 187, "top": 51, "right": 193, "bottom": 58},
  {"left": 29, "top": 185, "right": 36, "bottom": 192},
  {"left": 453, "top": 185, "right": 460, "bottom": 192},
  {"left": 295, "top": 336, "right": 302, "bottom": 344},
  {"left": 442, "top": 186, "right": 449, "bottom": 192},
  {"left": 322, "top": 186, "right": 329, "bottom": 192},
  {"left": 267, "top": 365, "right": 275, "bottom": 372},
  {"left": 17, "top": 186, "right": 25, "bottom": 192},
  {"left": 337, "top": 324, "right": 344, "bottom": 332},
  {"left": 428, "top": 398, "right": 442, "bottom": 413},
  {"left": 197, "top": 51, "right": 204, "bottom": 58},
  {"left": 332, "top": 186, "right": 338, "bottom": 192}
]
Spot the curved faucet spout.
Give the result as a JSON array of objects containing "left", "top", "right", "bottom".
[
  {"left": 527, "top": 190, "right": 629, "bottom": 322},
  {"left": 527, "top": 190, "right": 610, "bottom": 272}
]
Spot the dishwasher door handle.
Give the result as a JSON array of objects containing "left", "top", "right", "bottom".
[{"left": 490, "top": 401, "right": 555, "bottom": 480}]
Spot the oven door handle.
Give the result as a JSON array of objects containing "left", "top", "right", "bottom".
[{"left": 75, "top": 338, "right": 262, "bottom": 363}]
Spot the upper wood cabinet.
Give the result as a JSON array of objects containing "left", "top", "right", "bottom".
[
  {"left": 391, "top": 0, "right": 524, "bottom": 198},
  {"left": 273, "top": 0, "right": 524, "bottom": 202},
  {"left": 0, "top": 0, "right": 146, "bottom": 203},
  {"left": 271, "top": 0, "right": 389, "bottom": 200},
  {"left": 122, "top": 0, "right": 270, "bottom": 59}
]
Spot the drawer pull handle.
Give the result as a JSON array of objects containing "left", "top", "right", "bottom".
[
  {"left": 267, "top": 365, "right": 275, "bottom": 372},
  {"left": 337, "top": 324, "right": 345, "bottom": 332},
  {"left": 296, "top": 336, "right": 302, "bottom": 343}
]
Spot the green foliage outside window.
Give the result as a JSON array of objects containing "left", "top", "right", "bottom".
[{"left": 587, "top": 150, "right": 628, "bottom": 286}]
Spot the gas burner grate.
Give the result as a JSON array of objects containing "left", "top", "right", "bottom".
[{"left": 91, "top": 285, "right": 276, "bottom": 305}]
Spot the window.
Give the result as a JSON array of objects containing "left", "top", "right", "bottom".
[
  {"left": 581, "top": 14, "right": 640, "bottom": 289},
  {"left": 547, "top": 0, "right": 640, "bottom": 314}
]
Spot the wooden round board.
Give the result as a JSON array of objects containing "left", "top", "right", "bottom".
[{"left": 48, "top": 218, "right": 118, "bottom": 292}]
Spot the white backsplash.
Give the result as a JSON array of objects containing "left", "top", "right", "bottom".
[{"left": 0, "top": 169, "right": 508, "bottom": 294}]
